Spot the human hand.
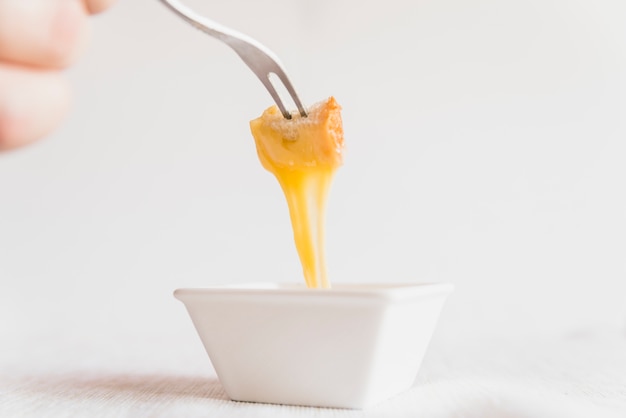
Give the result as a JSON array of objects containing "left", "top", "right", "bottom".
[{"left": 0, "top": 0, "right": 116, "bottom": 152}]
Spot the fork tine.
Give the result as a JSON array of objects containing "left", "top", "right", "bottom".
[
  {"left": 259, "top": 76, "right": 291, "bottom": 120},
  {"left": 272, "top": 69, "right": 308, "bottom": 118}
]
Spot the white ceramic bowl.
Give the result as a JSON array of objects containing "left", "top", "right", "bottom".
[{"left": 174, "top": 282, "right": 453, "bottom": 409}]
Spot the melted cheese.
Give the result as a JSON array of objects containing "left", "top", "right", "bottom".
[{"left": 250, "top": 97, "right": 344, "bottom": 289}]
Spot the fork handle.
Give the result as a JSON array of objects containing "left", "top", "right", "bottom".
[{"left": 158, "top": 0, "right": 279, "bottom": 60}]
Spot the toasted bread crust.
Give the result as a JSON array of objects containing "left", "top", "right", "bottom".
[{"left": 250, "top": 97, "right": 344, "bottom": 171}]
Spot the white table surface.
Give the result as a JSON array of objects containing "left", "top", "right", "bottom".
[{"left": 2, "top": 327, "right": 625, "bottom": 418}]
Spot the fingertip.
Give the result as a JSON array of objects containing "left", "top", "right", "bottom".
[
  {"left": 0, "top": 0, "right": 91, "bottom": 69},
  {"left": 85, "top": 0, "right": 117, "bottom": 15},
  {"left": 48, "top": 0, "right": 91, "bottom": 68},
  {"left": 0, "top": 68, "right": 71, "bottom": 152}
]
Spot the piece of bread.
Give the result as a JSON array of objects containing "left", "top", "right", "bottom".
[{"left": 250, "top": 97, "right": 344, "bottom": 172}]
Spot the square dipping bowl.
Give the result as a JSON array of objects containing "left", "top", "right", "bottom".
[{"left": 174, "top": 282, "right": 453, "bottom": 409}]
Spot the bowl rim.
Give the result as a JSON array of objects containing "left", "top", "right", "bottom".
[{"left": 174, "top": 282, "right": 454, "bottom": 302}]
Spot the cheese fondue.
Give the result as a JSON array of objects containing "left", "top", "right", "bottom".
[{"left": 250, "top": 97, "right": 344, "bottom": 289}]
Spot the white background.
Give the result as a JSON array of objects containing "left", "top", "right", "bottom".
[{"left": 1, "top": 0, "right": 625, "bottom": 363}]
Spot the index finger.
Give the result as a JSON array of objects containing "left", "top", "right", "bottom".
[{"left": 84, "top": 0, "right": 116, "bottom": 14}]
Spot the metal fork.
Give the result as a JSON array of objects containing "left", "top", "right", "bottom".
[{"left": 158, "top": 0, "right": 307, "bottom": 119}]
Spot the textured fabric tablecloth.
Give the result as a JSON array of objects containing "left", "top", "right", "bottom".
[{"left": 2, "top": 328, "right": 625, "bottom": 418}]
